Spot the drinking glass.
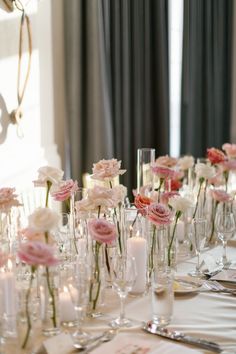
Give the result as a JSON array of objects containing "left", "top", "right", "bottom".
[
  {"left": 151, "top": 270, "right": 174, "bottom": 327},
  {"left": 215, "top": 211, "right": 236, "bottom": 266},
  {"left": 68, "top": 261, "right": 91, "bottom": 348},
  {"left": 188, "top": 218, "right": 207, "bottom": 278},
  {"left": 109, "top": 254, "right": 137, "bottom": 328}
]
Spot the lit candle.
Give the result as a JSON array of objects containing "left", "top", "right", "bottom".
[
  {"left": 59, "top": 286, "right": 76, "bottom": 323},
  {"left": 127, "top": 232, "right": 147, "bottom": 294}
]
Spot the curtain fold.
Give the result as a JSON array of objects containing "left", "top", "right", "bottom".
[
  {"left": 63, "top": 0, "right": 169, "bottom": 195},
  {"left": 181, "top": 0, "right": 233, "bottom": 157}
]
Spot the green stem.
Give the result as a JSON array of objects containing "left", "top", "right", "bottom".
[
  {"left": 203, "top": 180, "right": 208, "bottom": 208},
  {"left": 193, "top": 178, "right": 204, "bottom": 219},
  {"left": 45, "top": 181, "right": 52, "bottom": 208},
  {"left": 98, "top": 205, "right": 101, "bottom": 218},
  {"left": 224, "top": 171, "right": 229, "bottom": 193},
  {"left": 45, "top": 266, "right": 57, "bottom": 328},
  {"left": 168, "top": 211, "right": 181, "bottom": 267},
  {"left": 21, "top": 267, "right": 35, "bottom": 349},
  {"left": 89, "top": 242, "right": 101, "bottom": 310},
  {"left": 209, "top": 201, "right": 219, "bottom": 243},
  {"left": 149, "top": 225, "right": 156, "bottom": 278}
]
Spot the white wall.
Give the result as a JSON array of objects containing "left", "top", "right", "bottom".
[{"left": 0, "top": 0, "right": 62, "bottom": 193}]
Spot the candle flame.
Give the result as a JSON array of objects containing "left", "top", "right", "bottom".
[{"left": 136, "top": 230, "right": 140, "bottom": 237}]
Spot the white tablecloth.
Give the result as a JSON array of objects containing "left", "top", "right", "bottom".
[{"left": 5, "top": 242, "right": 236, "bottom": 354}]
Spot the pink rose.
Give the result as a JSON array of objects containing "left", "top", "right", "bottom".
[
  {"left": 18, "top": 241, "right": 59, "bottom": 266},
  {"left": 155, "top": 155, "right": 177, "bottom": 167},
  {"left": 207, "top": 148, "right": 226, "bottom": 165},
  {"left": 0, "top": 250, "right": 8, "bottom": 268},
  {"left": 222, "top": 143, "right": 236, "bottom": 158},
  {"left": 92, "top": 159, "right": 126, "bottom": 181},
  {"left": 88, "top": 218, "right": 117, "bottom": 244},
  {"left": 134, "top": 194, "right": 153, "bottom": 215},
  {"left": 0, "top": 187, "right": 21, "bottom": 212},
  {"left": 151, "top": 165, "right": 175, "bottom": 179},
  {"left": 147, "top": 202, "right": 172, "bottom": 226},
  {"left": 160, "top": 191, "right": 180, "bottom": 205},
  {"left": 51, "top": 179, "right": 78, "bottom": 202},
  {"left": 211, "top": 189, "right": 232, "bottom": 203}
]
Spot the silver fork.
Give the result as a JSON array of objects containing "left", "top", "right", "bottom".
[{"left": 203, "top": 281, "right": 236, "bottom": 295}]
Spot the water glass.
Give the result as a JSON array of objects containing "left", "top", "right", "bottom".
[{"left": 151, "top": 270, "right": 174, "bottom": 327}]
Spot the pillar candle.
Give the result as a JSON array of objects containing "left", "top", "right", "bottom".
[
  {"left": 59, "top": 286, "right": 76, "bottom": 323},
  {"left": 127, "top": 236, "right": 147, "bottom": 294}
]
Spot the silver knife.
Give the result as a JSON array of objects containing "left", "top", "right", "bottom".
[{"left": 143, "top": 321, "right": 222, "bottom": 353}]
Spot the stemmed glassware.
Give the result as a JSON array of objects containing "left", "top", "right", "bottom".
[
  {"left": 188, "top": 218, "right": 207, "bottom": 278},
  {"left": 68, "top": 260, "right": 91, "bottom": 348},
  {"left": 109, "top": 254, "right": 137, "bottom": 328},
  {"left": 215, "top": 210, "right": 236, "bottom": 266}
]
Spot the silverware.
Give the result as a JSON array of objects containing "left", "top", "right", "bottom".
[
  {"left": 143, "top": 321, "right": 222, "bottom": 353},
  {"left": 77, "top": 329, "right": 117, "bottom": 353}
]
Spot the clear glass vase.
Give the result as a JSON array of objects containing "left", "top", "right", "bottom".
[
  {"left": 40, "top": 268, "right": 60, "bottom": 336},
  {"left": 87, "top": 243, "right": 105, "bottom": 318}
]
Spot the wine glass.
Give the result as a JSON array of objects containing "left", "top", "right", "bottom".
[
  {"left": 188, "top": 218, "right": 207, "bottom": 278},
  {"left": 109, "top": 254, "right": 137, "bottom": 328},
  {"left": 215, "top": 211, "right": 236, "bottom": 266},
  {"left": 68, "top": 260, "right": 91, "bottom": 348}
]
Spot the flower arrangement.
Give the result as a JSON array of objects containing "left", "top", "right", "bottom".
[
  {"left": 88, "top": 218, "right": 117, "bottom": 310},
  {"left": 17, "top": 241, "right": 59, "bottom": 349}
]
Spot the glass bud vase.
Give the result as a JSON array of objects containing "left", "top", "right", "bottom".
[
  {"left": 40, "top": 267, "right": 60, "bottom": 336},
  {"left": 87, "top": 242, "right": 105, "bottom": 318}
]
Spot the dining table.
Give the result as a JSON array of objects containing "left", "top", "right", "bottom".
[{"left": 4, "top": 240, "right": 236, "bottom": 354}]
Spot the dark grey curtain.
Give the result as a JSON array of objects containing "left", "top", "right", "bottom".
[
  {"left": 64, "top": 0, "right": 169, "bottom": 196},
  {"left": 181, "top": 0, "right": 233, "bottom": 157}
]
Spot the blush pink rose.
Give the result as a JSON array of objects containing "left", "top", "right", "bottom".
[
  {"left": 211, "top": 189, "right": 232, "bottom": 203},
  {"left": 88, "top": 219, "right": 117, "bottom": 245},
  {"left": 51, "top": 179, "right": 78, "bottom": 202},
  {"left": 92, "top": 158, "right": 126, "bottom": 180},
  {"left": 0, "top": 187, "right": 21, "bottom": 212},
  {"left": 151, "top": 165, "right": 175, "bottom": 179},
  {"left": 155, "top": 155, "right": 177, "bottom": 167},
  {"left": 207, "top": 148, "right": 226, "bottom": 165},
  {"left": 222, "top": 143, "right": 236, "bottom": 158},
  {"left": 147, "top": 202, "right": 172, "bottom": 226},
  {"left": 18, "top": 241, "right": 60, "bottom": 266},
  {"left": 87, "top": 185, "right": 115, "bottom": 209}
]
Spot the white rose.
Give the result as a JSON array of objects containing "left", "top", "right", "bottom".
[
  {"left": 195, "top": 163, "right": 215, "bottom": 180},
  {"left": 33, "top": 166, "right": 64, "bottom": 187},
  {"left": 112, "top": 185, "right": 127, "bottom": 205},
  {"left": 169, "top": 196, "right": 194, "bottom": 213},
  {"left": 178, "top": 155, "right": 194, "bottom": 170},
  {"left": 28, "top": 207, "right": 60, "bottom": 232}
]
